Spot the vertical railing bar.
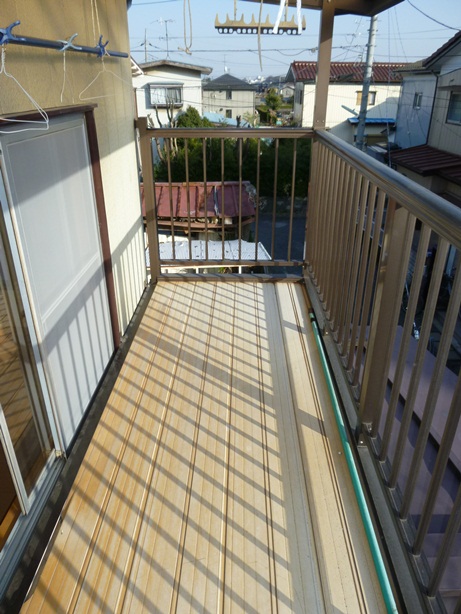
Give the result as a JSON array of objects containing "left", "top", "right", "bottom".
[
  {"left": 254, "top": 138, "right": 261, "bottom": 261},
  {"left": 306, "top": 141, "right": 323, "bottom": 276},
  {"left": 359, "top": 203, "right": 416, "bottom": 432},
  {"left": 413, "top": 378, "right": 461, "bottom": 555},
  {"left": 352, "top": 188, "right": 386, "bottom": 387},
  {"left": 401, "top": 262, "right": 461, "bottom": 518},
  {"left": 271, "top": 138, "right": 279, "bottom": 260},
  {"left": 341, "top": 175, "right": 369, "bottom": 356},
  {"left": 317, "top": 147, "right": 336, "bottom": 302},
  {"left": 428, "top": 482, "right": 461, "bottom": 596},
  {"left": 202, "top": 137, "right": 208, "bottom": 262},
  {"left": 323, "top": 153, "right": 341, "bottom": 315},
  {"left": 315, "top": 145, "right": 332, "bottom": 288},
  {"left": 287, "top": 138, "right": 297, "bottom": 263},
  {"left": 221, "top": 138, "right": 225, "bottom": 261},
  {"left": 379, "top": 223, "right": 431, "bottom": 461},
  {"left": 166, "top": 138, "right": 176, "bottom": 261},
  {"left": 347, "top": 182, "right": 377, "bottom": 373},
  {"left": 305, "top": 140, "right": 320, "bottom": 272},
  {"left": 330, "top": 160, "right": 352, "bottom": 333},
  {"left": 238, "top": 137, "right": 243, "bottom": 262},
  {"left": 388, "top": 239, "right": 450, "bottom": 487},
  {"left": 271, "top": 139, "right": 279, "bottom": 260},
  {"left": 184, "top": 138, "right": 192, "bottom": 260},
  {"left": 337, "top": 170, "right": 360, "bottom": 348}
]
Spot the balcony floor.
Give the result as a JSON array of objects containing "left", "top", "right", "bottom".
[{"left": 21, "top": 280, "right": 385, "bottom": 613}]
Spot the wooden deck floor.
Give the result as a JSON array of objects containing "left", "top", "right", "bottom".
[{"left": 21, "top": 280, "right": 386, "bottom": 613}]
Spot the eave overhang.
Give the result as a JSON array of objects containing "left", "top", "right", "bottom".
[{"left": 241, "top": 0, "right": 403, "bottom": 17}]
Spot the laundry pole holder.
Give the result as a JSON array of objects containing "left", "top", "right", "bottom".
[{"left": 0, "top": 21, "right": 128, "bottom": 58}]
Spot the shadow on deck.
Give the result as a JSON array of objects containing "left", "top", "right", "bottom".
[{"left": 20, "top": 280, "right": 385, "bottom": 613}]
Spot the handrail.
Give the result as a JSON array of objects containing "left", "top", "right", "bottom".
[
  {"left": 147, "top": 126, "right": 315, "bottom": 140},
  {"left": 316, "top": 130, "right": 461, "bottom": 251}
]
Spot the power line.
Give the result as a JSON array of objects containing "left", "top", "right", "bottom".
[{"left": 406, "top": 1, "right": 460, "bottom": 31}]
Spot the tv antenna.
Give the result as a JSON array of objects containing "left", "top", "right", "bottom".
[{"left": 157, "top": 18, "right": 174, "bottom": 59}]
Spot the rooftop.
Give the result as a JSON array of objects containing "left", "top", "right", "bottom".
[{"left": 287, "top": 61, "right": 405, "bottom": 83}]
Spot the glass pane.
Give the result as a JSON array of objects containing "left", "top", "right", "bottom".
[{"left": 0, "top": 238, "right": 53, "bottom": 497}]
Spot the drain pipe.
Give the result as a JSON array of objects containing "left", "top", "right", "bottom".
[{"left": 309, "top": 312, "right": 398, "bottom": 614}]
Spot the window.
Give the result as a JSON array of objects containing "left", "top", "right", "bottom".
[
  {"left": 226, "top": 90, "right": 232, "bottom": 100},
  {"left": 413, "top": 92, "right": 423, "bottom": 109},
  {"left": 226, "top": 109, "right": 232, "bottom": 119},
  {"left": 447, "top": 92, "right": 461, "bottom": 124},
  {"left": 356, "top": 90, "right": 376, "bottom": 106},
  {"left": 149, "top": 84, "right": 183, "bottom": 107}
]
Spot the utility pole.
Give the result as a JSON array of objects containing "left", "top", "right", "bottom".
[
  {"left": 355, "top": 15, "right": 378, "bottom": 151},
  {"left": 144, "top": 28, "right": 148, "bottom": 62}
]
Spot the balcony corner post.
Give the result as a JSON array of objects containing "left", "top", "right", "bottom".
[{"left": 137, "top": 117, "right": 161, "bottom": 283}]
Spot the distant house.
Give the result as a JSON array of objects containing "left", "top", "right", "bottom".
[
  {"left": 133, "top": 59, "right": 212, "bottom": 127},
  {"left": 391, "top": 31, "right": 461, "bottom": 209},
  {"left": 287, "top": 61, "right": 405, "bottom": 145},
  {"left": 202, "top": 74, "right": 256, "bottom": 122}
]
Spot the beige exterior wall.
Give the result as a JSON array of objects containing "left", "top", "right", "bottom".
[
  {"left": 202, "top": 89, "right": 255, "bottom": 119},
  {"left": 0, "top": 0, "right": 145, "bottom": 334},
  {"left": 428, "top": 68, "right": 461, "bottom": 156}
]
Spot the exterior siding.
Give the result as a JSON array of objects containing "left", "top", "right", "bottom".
[
  {"left": 394, "top": 74, "right": 437, "bottom": 149},
  {"left": 1, "top": 0, "right": 145, "bottom": 335},
  {"left": 428, "top": 68, "right": 461, "bottom": 156}
]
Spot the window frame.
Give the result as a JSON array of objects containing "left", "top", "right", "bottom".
[
  {"left": 356, "top": 90, "right": 377, "bottom": 106},
  {"left": 446, "top": 92, "right": 461, "bottom": 125},
  {"left": 413, "top": 92, "right": 423, "bottom": 110},
  {"left": 148, "top": 83, "right": 183, "bottom": 108}
]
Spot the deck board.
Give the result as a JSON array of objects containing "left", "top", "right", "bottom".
[{"left": 22, "top": 280, "right": 386, "bottom": 613}]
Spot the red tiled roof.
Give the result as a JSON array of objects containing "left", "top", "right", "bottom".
[
  {"left": 289, "top": 61, "right": 405, "bottom": 83},
  {"left": 141, "top": 181, "right": 255, "bottom": 219}
]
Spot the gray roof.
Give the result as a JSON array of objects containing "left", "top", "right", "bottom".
[{"left": 203, "top": 73, "right": 256, "bottom": 91}]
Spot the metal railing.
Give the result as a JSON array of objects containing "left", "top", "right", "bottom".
[
  {"left": 306, "top": 130, "right": 461, "bottom": 614},
  {"left": 138, "top": 120, "right": 312, "bottom": 278}
]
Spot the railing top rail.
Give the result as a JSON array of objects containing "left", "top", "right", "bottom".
[
  {"left": 315, "top": 129, "right": 461, "bottom": 251},
  {"left": 145, "top": 126, "right": 315, "bottom": 140}
]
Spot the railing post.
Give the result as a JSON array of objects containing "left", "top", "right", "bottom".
[
  {"left": 313, "top": 1, "right": 335, "bottom": 130},
  {"left": 137, "top": 117, "right": 161, "bottom": 283},
  {"left": 359, "top": 201, "right": 415, "bottom": 435}
]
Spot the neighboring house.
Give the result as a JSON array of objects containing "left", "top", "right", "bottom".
[
  {"left": 287, "top": 61, "right": 405, "bottom": 144},
  {"left": 133, "top": 59, "right": 212, "bottom": 127},
  {"left": 393, "top": 61, "right": 437, "bottom": 149},
  {"left": 0, "top": 0, "right": 145, "bottom": 596},
  {"left": 391, "top": 31, "right": 461, "bottom": 207},
  {"left": 202, "top": 73, "right": 256, "bottom": 122}
]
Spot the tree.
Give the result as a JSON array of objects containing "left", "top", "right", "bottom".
[{"left": 265, "top": 88, "right": 282, "bottom": 113}]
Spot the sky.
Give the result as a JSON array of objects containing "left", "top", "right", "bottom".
[{"left": 128, "top": 0, "right": 461, "bottom": 80}]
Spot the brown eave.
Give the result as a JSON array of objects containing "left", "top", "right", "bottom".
[{"left": 391, "top": 145, "right": 461, "bottom": 185}]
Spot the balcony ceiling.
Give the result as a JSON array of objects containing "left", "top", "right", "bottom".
[{"left": 241, "top": 0, "right": 404, "bottom": 17}]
